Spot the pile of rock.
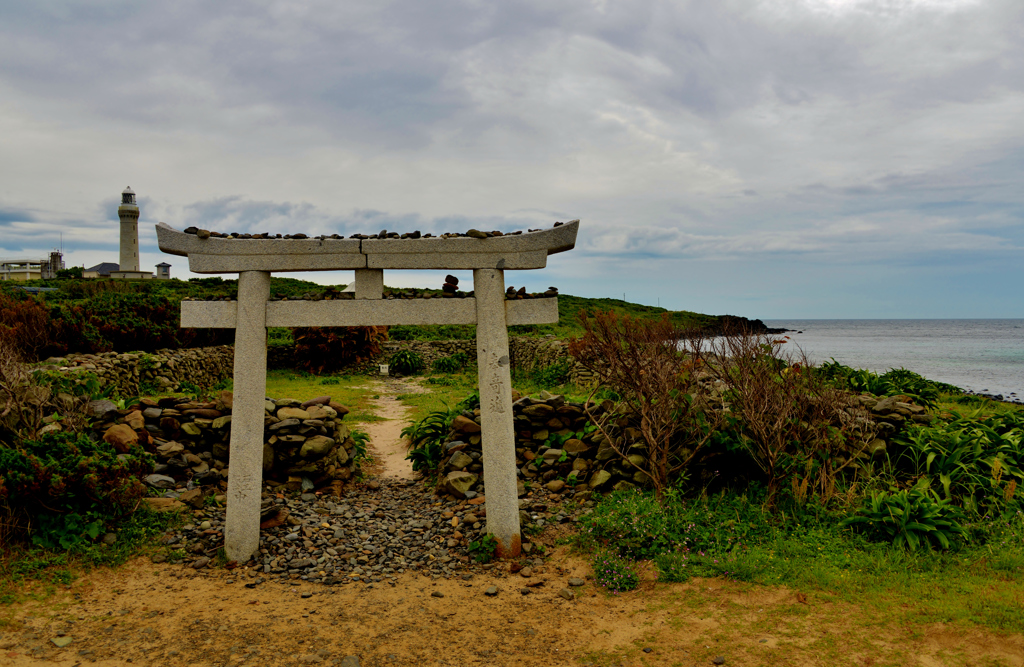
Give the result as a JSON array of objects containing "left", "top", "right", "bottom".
[
  {"left": 435, "top": 391, "right": 640, "bottom": 503},
  {"left": 91, "top": 391, "right": 361, "bottom": 498}
]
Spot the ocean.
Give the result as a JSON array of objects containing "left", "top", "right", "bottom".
[{"left": 762, "top": 319, "right": 1024, "bottom": 402}]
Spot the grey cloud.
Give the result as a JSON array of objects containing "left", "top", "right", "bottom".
[{"left": 0, "top": 207, "right": 35, "bottom": 226}]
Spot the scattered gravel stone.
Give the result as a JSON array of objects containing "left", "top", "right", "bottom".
[
  {"left": 431, "top": 591, "right": 445, "bottom": 598},
  {"left": 558, "top": 588, "right": 574, "bottom": 600},
  {"left": 50, "top": 637, "right": 73, "bottom": 648},
  {"left": 484, "top": 586, "right": 498, "bottom": 596},
  {"left": 712, "top": 656, "right": 726, "bottom": 665},
  {"left": 568, "top": 577, "right": 585, "bottom": 587}
]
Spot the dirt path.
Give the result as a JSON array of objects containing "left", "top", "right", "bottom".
[{"left": 358, "top": 377, "right": 426, "bottom": 480}]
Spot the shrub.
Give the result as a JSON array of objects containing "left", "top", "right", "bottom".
[
  {"left": 433, "top": 352, "right": 470, "bottom": 374},
  {"left": 591, "top": 549, "right": 640, "bottom": 593},
  {"left": 0, "top": 431, "right": 154, "bottom": 550},
  {"left": 569, "top": 312, "right": 723, "bottom": 501},
  {"left": 706, "top": 334, "right": 876, "bottom": 502},
  {"left": 0, "top": 287, "right": 53, "bottom": 360},
  {"left": 291, "top": 326, "right": 388, "bottom": 374},
  {"left": 389, "top": 350, "right": 424, "bottom": 375}
]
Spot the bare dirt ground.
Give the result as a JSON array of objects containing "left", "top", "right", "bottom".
[
  {"left": 2, "top": 380, "right": 1022, "bottom": 666},
  {"left": 4, "top": 548, "right": 1022, "bottom": 667}
]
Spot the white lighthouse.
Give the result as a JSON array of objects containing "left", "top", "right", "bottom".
[
  {"left": 110, "top": 187, "right": 154, "bottom": 279},
  {"left": 118, "top": 187, "right": 139, "bottom": 272}
]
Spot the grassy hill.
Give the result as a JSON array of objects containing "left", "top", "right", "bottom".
[{"left": 5, "top": 276, "right": 743, "bottom": 354}]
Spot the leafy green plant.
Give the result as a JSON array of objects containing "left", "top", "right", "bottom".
[
  {"left": 468, "top": 534, "right": 497, "bottom": 563},
  {"left": 389, "top": 350, "right": 424, "bottom": 376},
  {"left": 433, "top": 352, "right": 470, "bottom": 374},
  {"left": 841, "top": 487, "right": 964, "bottom": 551},
  {"left": 320, "top": 377, "right": 341, "bottom": 385},
  {"left": 31, "top": 511, "right": 104, "bottom": 551},
  {"left": 402, "top": 408, "right": 455, "bottom": 473},
  {"left": 0, "top": 431, "right": 154, "bottom": 550},
  {"left": 591, "top": 549, "right": 640, "bottom": 593},
  {"left": 529, "top": 359, "right": 572, "bottom": 387},
  {"left": 350, "top": 429, "right": 370, "bottom": 462},
  {"left": 893, "top": 413, "right": 1024, "bottom": 512},
  {"left": 817, "top": 360, "right": 959, "bottom": 409},
  {"left": 578, "top": 488, "right": 674, "bottom": 558}
]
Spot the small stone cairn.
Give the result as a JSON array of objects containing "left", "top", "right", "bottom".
[{"left": 91, "top": 391, "right": 361, "bottom": 503}]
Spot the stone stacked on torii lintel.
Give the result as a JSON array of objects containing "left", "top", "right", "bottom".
[{"left": 157, "top": 220, "right": 579, "bottom": 562}]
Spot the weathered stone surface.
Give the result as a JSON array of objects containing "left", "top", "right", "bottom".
[
  {"left": 452, "top": 415, "right": 481, "bottom": 433},
  {"left": 443, "top": 471, "right": 479, "bottom": 498},
  {"left": 300, "top": 435, "right": 336, "bottom": 459},
  {"left": 563, "top": 438, "right": 588, "bottom": 454},
  {"left": 545, "top": 480, "right": 566, "bottom": 493},
  {"left": 278, "top": 407, "right": 311, "bottom": 421},
  {"left": 301, "top": 395, "right": 332, "bottom": 408},
  {"left": 103, "top": 424, "right": 138, "bottom": 453},
  {"left": 448, "top": 451, "right": 474, "bottom": 470},
  {"left": 589, "top": 469, "right": 612, "bottom": 488}
]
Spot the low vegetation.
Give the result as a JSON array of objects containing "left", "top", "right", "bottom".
[{"left": 3, "top": 293, "right": 1022, "bottom": 641}]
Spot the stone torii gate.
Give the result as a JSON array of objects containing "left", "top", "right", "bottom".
[{"left": 156, "top": 220, "right": 579, "bottom": 562}]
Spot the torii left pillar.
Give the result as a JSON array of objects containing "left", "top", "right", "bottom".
[{"left": 223, "top": 270, "right": 270, "bottom": 562}]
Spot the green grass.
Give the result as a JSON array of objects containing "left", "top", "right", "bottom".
[
  {"left": 579, "top": 486, "right": 1024, "bottom": 634},
  {"left": 263, "top": 370, "right": 377, "bottom": 419}
]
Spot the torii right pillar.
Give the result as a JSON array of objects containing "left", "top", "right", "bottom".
[{"left": 473, "top": 268, "right": 521, "bottom": 557}]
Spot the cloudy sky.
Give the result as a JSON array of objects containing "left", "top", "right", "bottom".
[{"left": 1, "top": 0, "right": 1021, "bottom": 318}]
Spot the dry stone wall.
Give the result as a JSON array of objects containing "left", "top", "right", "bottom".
[
  {"left": 40, "top": 346, "right": 234, "bottom": 398},
  {"left": 379, "top": 336, "right": 594, "bottom": 383}
]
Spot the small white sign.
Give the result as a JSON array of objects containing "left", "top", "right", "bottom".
[{"left": 379, "top": 364, "right": 389, "bottom": 376}]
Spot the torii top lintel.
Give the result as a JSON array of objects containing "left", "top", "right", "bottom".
[{"left": 155, "top": 220, "right": 579, "bottom": 273}]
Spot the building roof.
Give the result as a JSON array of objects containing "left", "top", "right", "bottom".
[
  {"left": 156, "top": 262, "right": 171, "bottom": 267},
  {"left": 85, "top": 262, "right": 120, "bottom": 276}
]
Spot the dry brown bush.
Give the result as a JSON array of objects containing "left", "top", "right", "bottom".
[
  {"left": 705, "top": 332, "right": 876, "bottom": 502},
  {"left": 291, "top": 326, "right": 389, "bottom": 374},
  {"left": 568, "top": 312, "right": 723, "bottom": 501},
  {"left": 0, "top": 328, "right": 90, "bottom": 446}
]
